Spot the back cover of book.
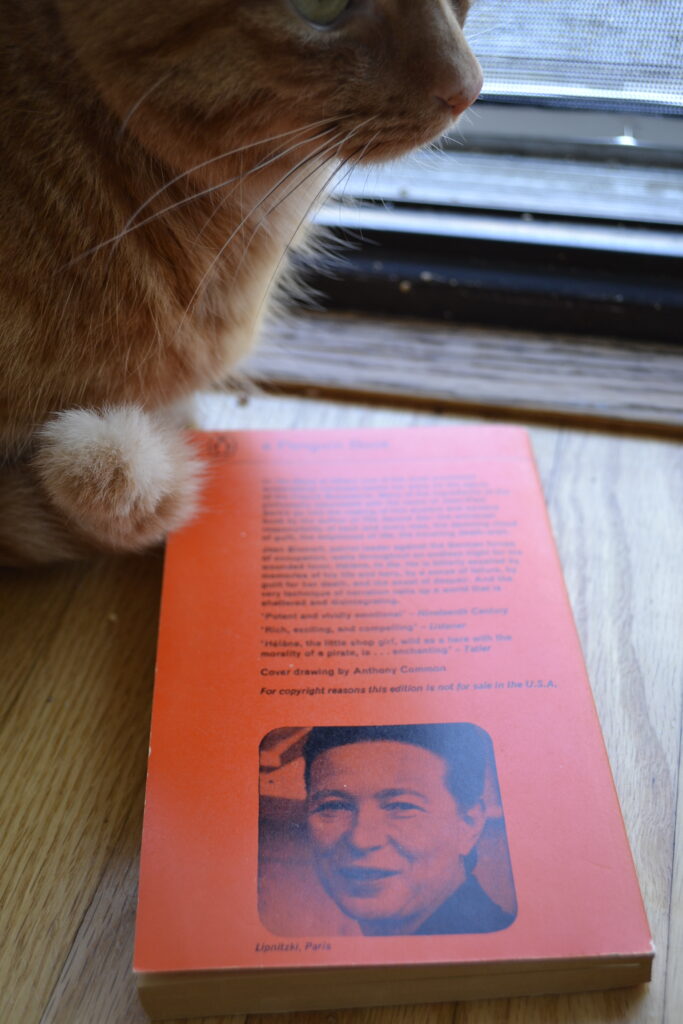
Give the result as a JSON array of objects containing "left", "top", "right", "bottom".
[{"left": 134, "top": 426, "right": 651, "bottom": 1014}]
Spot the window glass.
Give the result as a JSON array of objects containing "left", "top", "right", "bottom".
[{"left": 468, "top": 0, "right": 683, "bottom": 114}]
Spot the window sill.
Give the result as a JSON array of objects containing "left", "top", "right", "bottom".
[
  {"left": 338, "top": 149, "right": 683, "bottom": 227},
  {"left": 242, "top": 311, "right": 683, "bottom": 436}
]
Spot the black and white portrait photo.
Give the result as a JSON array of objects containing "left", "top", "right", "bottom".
[{"left": 258, "top": 722, "right": 517, "bottom": 937}]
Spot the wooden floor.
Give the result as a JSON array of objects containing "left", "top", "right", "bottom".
[{"left": 2, "top": 388, "right": 682, "bottom": 1024}]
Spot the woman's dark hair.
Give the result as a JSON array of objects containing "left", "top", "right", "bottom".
[{"left": 303, "top": 722, "right": 492, "bottom": 812}]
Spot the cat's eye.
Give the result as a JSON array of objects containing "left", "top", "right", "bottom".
[{"left": 290, "top": 0, "right": 352, "bottom": 28}]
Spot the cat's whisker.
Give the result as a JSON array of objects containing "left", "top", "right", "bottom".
[
  {"left": 115, "top": 124, "right": 341, "bottom": 247},
  {"left": 460, "top": 103, "right": 484, "bottom": 127},
  {"left": 249, "top": 126, "right": 382, "bottom": 327},
  {"left": 336, "top": 132, "right": 385, "bottom": 246},
  {"left": 192, "top": 183, "right": 235, "bottom": 245},
  {"left": 231, "top": 137, "right": 353, "bottom": 293},
  {"left": 405, "top": 141, "right": 444, "bottom": 175},
  {"left": 234, "top": 118, "right": 378, "bottom": 274},
  {"left": 447, "top": 105, "right": 480, "bottom": 148},
  {"left": 222, "top": 119, "right": 378, "bottom": 296},
  {"left": 464, "top": 22, "right": 502, "bottom": 45},
  {"left": 116, "top": 71, "right": 173, "bottom": 140},
  {"left": 120, "top": 116, "right": 345, "bottom": 229},
  {"left": 190, "top": 121, "right": 322, "bottom": 248},
  {"left": 189, "top": 115, "right": 377, "bottom": 310},
  {"left": 175, "top": 129, "right": 351, "bottom": 334},
  {"left": 60, "top": 119, "right": 346, "bottom": 270},
  {"left": 320, "top": 142, "right": 374, "bottom": 222}
]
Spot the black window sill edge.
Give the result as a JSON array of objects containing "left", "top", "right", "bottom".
[
  {"left": 302, "top": 204, "right": 683, "bottom": 344},
  {"left": 476, "top": 91, "right": 683, "bottom": 120}
]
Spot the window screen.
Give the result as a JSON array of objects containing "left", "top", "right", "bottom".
[{"left": 468, "top": 0, "right": 683, "bottom": 115}]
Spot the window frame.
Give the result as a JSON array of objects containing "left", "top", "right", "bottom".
[{"left": 304, "top": 98, "right": 683, "bottom": 343}]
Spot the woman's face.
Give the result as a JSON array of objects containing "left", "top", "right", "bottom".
[{"left": 307, "top": 740, "right": 483, "bottom": 934}]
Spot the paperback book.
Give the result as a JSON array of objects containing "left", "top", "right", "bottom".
[{"left": 134, "top": 426, "right": 652, "bottom": 1019}]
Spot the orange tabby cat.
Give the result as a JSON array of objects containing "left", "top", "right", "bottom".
[{"left": 0, "top": 0, "right": 482, "bottom": 564}]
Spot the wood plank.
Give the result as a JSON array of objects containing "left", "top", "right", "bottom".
[
  {"left": 454, "top": 430, "right": 680, "bottom": 1024},
  {"left": 242, "top": 314, "right": 683, "bottom": 434},
  {"left": 246, "top": 1004, "right": 458, "bottom": 1024},
  {"left": 1, "top": 554, "right": 164, "bottom": 1023},
  {"left": 0, "top": 564, "right": 84, "bottom": 731},
  {"left": 39, "top": 782, "right": 247, "bottom": 1024},
  {"left": 664, "top": 715, "right": 683, "bottom": 1024},
  {"left": 39, "top": 788, "right": 149, "bottom": 1024}
]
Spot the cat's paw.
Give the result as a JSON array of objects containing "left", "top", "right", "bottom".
[{"left": 32, "top": 406, "right": 204, "bottom": 551}]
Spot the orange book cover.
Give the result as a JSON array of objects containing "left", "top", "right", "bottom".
[{"left": 134, "top": 426, "right": 652, "bottom": 1018}]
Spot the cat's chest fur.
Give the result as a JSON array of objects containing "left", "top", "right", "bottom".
[
  {"left": 0, "top": 116, "right": 325, "bottom": 445},
  {"left": 102, "top": 158, "right": 323, "bottom": 398}
]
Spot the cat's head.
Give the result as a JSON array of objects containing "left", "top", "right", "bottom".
[{"left": 58, "top": 0, "right": 482, "bottom": 168}]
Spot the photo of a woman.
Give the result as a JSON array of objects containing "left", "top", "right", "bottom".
[{"left": 258, "top": 722, "right": 516, "bottom": 936}]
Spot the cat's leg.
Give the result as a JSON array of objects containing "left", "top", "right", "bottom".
[
  {"left": 33, "top": 405, "right": 204, "bottom": 553},
  {"left": 0, "top": 460, "right": 84, "bottom": 565},
  {"left": 0, "top": 405, "right": 203, "bottom": 565}
]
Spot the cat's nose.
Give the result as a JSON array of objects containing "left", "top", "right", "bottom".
[{"left": 437, "top": 67, "right": 484, "bottom": 117}]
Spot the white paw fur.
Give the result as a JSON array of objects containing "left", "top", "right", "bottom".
[{"left": 32, "top": 406, "right": 203, "bottom": 551}]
